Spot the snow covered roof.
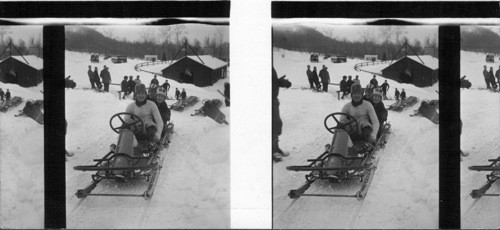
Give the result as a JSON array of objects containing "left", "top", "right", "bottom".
[
  {"left": 184, "top": 55, "right": 228, "bottom": 70},
  {"left": 404, "top": 55, "right": 439, "bottom": 70},
  {"left": 7, "top": 55, "right": 44, "bottom": 70}
]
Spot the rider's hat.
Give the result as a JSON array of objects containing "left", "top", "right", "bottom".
[
  {"left": 373, "top": 88, "right": 383, "bottom": 98},
  {"left": 156, "top": 87, "right": 167, "bottom": 98},
  {"left": 135, "top": 83, "right": 147, "bottom": 95},
  {"left": 351, "top": 83, "right": 363, "bottom": 95}
]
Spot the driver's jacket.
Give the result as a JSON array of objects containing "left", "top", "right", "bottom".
[
  {"left": 341, "top": 100, "right": 379, "bottom": 141},
  {"left": 125, "top": 100, "right": 163, "bottom": 140}
]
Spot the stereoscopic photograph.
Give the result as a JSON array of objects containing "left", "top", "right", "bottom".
[
  {"left": 64, "top": 23, "right": 230, "bottom": 228},
  {"left": 460, "top": 26, "right": 500, "bottom": 229},
  {"left": 272, "top": 23, "right": 439, "bottom": 228},
  {"left": 0, "top": 26, "right": 44, "bottom": 228}
]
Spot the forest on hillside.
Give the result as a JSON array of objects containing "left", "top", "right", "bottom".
[
  {"left": 461, "top": 27, "right": 500, "bottom": 54},
  {"left": 65, "top": 26, "right": 229, "bottom": 61},
  {"left": 273, "top": 25, "right": 438, "bottom": 60}
]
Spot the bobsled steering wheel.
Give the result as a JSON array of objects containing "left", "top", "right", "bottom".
[
  {"left": 109, "top": 112, "right": 144, "bottom": 135},
  {"left": 324, "top": 112, "right": 358, "bottom": 135}
]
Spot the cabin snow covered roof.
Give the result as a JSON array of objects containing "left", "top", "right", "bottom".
[
  {"left": 6, "top": 55, "right": 44, "bottom": 70},
  {"left": 403, "top": 55, "right": 438, "bottom": 70},
  {"left": 181, "top": 55, "right": 228, "bottom": 70}
]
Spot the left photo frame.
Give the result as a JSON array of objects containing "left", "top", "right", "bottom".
[{"left": 0, "top": 26, "right": 45, "bottom": 228}]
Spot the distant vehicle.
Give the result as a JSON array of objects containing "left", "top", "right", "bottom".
[
  {"left": 90, "top": 54, "right": 99, "bottom": 63},
  {"left": 331, "top": 55, "right": 347, "bottom": 63},
  {"left": 323, "top": 54, "right": 331, "bottom": 59},
  {"left": 486, "top": 54, "right": 494, "bottom": 63},
  {"left": 104, "top": 54, "right": 112, "bottom": 60},
  {"left": 310, "top": 53, "right": 319, "bottom": 62},
  {"left": 112, "top": 55, "right": 127, "bottom": 63}
]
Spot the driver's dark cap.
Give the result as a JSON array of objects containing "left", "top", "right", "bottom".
[
  {"left": 135, "top": 83, "right": 147, "bottom": 95},
  {"left": 351, "top": 83, "right": 363, "bottom": 95}
]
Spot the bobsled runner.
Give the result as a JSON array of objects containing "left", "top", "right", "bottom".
[
  {"left": 410, "top": 100, "right": 439, "bottom": 124},
  {"left": 286, "top": 112, "right": 391, "bottom": 200},
  {"left": 0, "top": 96, "right": 23, "bottom": 112},
  {"left": 468, "top": 156, "right": 500, "bottom": 198},
  {"left": 387, "top": 96, "right": 419, "bottom": 112},
  {"left": 15, "top": 99, "right": 44, "bottom": 124},
  {"left": 170, "top": 96, "right": 199, "bottom": 112},
  {"left": 191, "top": 99, "right": 228, "bottom": 124},
  {"left": 73, "top": 112, "right": 174, "bottom": 200}
]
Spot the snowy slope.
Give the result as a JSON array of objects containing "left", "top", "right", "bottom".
[
  {"left": 460, "top": 51, "right": 500, "bottom": 229},
  {"left": 65, "top": 51, "right": 230, "bottom": 228},
  {"left": 273, "top": 48, "right": 439, "bottom": 229},
  {"left": 0, "top": 82, "right": 44, "bottom": 229}
]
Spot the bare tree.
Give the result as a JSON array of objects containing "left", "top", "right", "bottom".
[
  {"left": 0, "top": 26, "right": 11, "bottom": 47},
  {"left": 378, "top": 26, "right": 393, "bottom": 44},
  {"left": 139, "top": 28, "right": 157, "bottom": 54},
  {"left": 158, "top": 26, "right": 173, "bottom": 44},
  {"left": 173, "top": 25, "right": 186, "bottom": 45},
  {"left": 393, "top": 26, "right": 407, "bottom": 45},
  {"left": 359, "top": 28, "right": 374, "bottom": 43}
]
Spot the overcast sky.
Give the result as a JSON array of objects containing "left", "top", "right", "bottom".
[
  {"left": 92, "top": 24, "right": 229, "bottom": 44},
  {"left": 0, "top": 26, "right": 43, "bottom": 44}
]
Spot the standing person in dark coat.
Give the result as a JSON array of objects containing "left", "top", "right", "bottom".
[
  {"left": 346, "top": 75, "right": 354, "bottom": 94},
  {"left": 394, "top": 88, "right": 400, "bottom": 100},
  {"left": 306, "top": 65, "right": 314, "bottom": 89},
  {"left": 381, "top": 80, "right": 390, "bottom": 100},
  {"left": 319, "top": 65, "right": 331, "bottom": 92},
  {"left": 100, "top": 65, "right": 111, "bottom": 92},
  {"left": 175, "top": 88, "right": 180, "bottom": 100},
  {"left": 489, "top": 67, "right": 498, "bottom": 90},
  {"left": 87, "top": 65, "right": 96, "bottom": 89},
  {"left": 312, "top": 66, "right": 321, "bottom": 90},
  {"left": 127, "top": 76, "right": 136, "bottom": 99},
  {"left": 496, "top": 65, "right": 500, "bottom": 86},
  {"left": 224, "top": 82, "right": 230, "bottom": 106},
  {"left": 93, "top": 67, "right": 102, "bottom": 89},
  {"left": 180, "top": 88, "right": 187, "bottom": 100},
  {"left": 400, "top": 88, "right": 407, "bottom": 100},
  {"left": 483, "top": 65, "right": 491, "bottom": 89},
  {"left": 121, "top": 76, "right": 128, "bottom": 99},
  {"left": 272, "top": 67, "right": 292, "bottom": 162},
  {"left": 161, "top": 79, "right": 170, "bottom": 98},
  {"left": 151, "top": 74, "right": 160, "bottom": 86},
  {"left": 340, "top": 76, "right": 348, "bottom": 99},
  {"left": 369, "top": 75, "right": 378, "bottom": 88},
  {"left": 0, "top": 88, "right": 4, "bottom": 101},
  {"left": 5, "top": 89, "right": 11, "bottom": 100}
]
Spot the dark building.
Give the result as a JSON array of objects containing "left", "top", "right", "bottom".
[
  {"left": 381, "top": 55, "right": 438, "bottom": 87},
  {"left": 0, "top": 55, "right": 43, "bottom": 87},
  {"left": 161, "top": 55, "right": 228, "bottom": 87}
]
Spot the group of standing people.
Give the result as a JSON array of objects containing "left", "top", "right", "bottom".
[
  {"left": 306, "top": 65, "right": 331, "bottom": 92},
  {"left": 482, "top": 65, "right": 500, "bottom": 90},
  {"left": 87, "top": 65, "right": 112, "bottom": 92},
  {"left": 339, "top": 74, "right": 391, "bottom": 100},
  {"left": 0, "top": 88, "right": 11, "bottom": 101}
]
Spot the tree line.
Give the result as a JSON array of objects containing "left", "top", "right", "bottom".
[
  {"left": 0, "top": 27, "right": 43, "bottom": 60},
  {"left": 461, "top": 27, "right": 500, "bottom": 54},
  {"left": 65, "top": 26, "right": 229, "bottom": 61},
  {"left": 273, "top": 25, "right": 438, "bottom": 61}
]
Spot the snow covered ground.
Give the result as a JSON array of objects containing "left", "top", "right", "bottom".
[
  {"left": 273, "top": 48, "right": 439, "bottom": 229},
  {"left": 65, "top": 51, "right": 230, "bottom": 228},
  {"left": 460, "top": 51, "right": 500, "bottom": 229},
  {"left": 0, "top": 82, "right": 44, "bottom": 228}
]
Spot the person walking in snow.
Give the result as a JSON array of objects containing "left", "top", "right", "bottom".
[
  {"left": 483, "top": 65, "right": 491, "bottom": 89},
  {"left": 180, "top": 88, "right": 187, "bottom": 100},
  {"left": 311, "top": 66, "right": 321, "bottom": 90},
  {"left": 161, "top": 79, "right": 170, "bottom": 98},
  {"left": 489, "top": 66, "right": 498, "bottom": 90},
  {"left": 340, "top": 76, "right": 348, "bottom": 99},
  {"left": 319, "top": 65, "right": 331, "bottom": 92},
  {"left": 306, "top": 65, "right": 314, "bottom": 89},
  {"left": 394, "top": 88, "right": 400, "bottom": 101},
  {"left": 100, "top": 65, "right": 111, "bottom": 92},
  {"left": 121, "top": 76, "right": 128, "bottom": 99},
  {"left": 87, "top": 65, "right": 96, "bottom": 89},
  {"left": 93, "top": 67, "right": 102, "bottom": 90},
  {"left": 175, "top": 88, "right": 180, "bottom": 100},
  {"left": 0, "top": 88, "right": 4, "bottom": 101},
  {"left": 400, "top": 88, "right": 407, "bottom": 100},
  {"left": 272, "top": 67, "right": 292, "bottom": 162},
  {"left": 5, "top": 89, "right": 11, "bottom": 100},
  {"left": 151, "top": 74, "right": 159, "bottom": 86},
  {"left": 369, "top": 75, "right": 378, "bottom": 88},
  {"left": 381, "top": 80, "right": 390, "bottom": 100}
]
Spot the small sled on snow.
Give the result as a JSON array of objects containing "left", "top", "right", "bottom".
[
  {"left": 191, "top": 99, "right": 228, "bottom": 124},
  {"left": 170, "top": 96, "right": 199, "bottom": 112},
  {"left": 0, "top": 96, "right": 23, "bottom": 112},
  {"left": 73, "top": 112, "right": 174, "bottom": 200},
  {"left": 410, "top": 100, "right": 439, "bottom": 124},
  {"left": 468, "top": 156, "right": 500, "bottom": 198},
  {"left": 15, "top": 99, "right": 44, "bottom": 124},
  {"left": 387, "top": 96, "right": 419, "bottom": 112},
  {"left": 286, "top": 112, "right": 391, "bottom": 200}
]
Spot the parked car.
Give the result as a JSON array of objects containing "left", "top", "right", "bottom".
[
  {"left": 90, "top": 54, "right": 99, "bottom": 63},
  {"left": 103, "top": 54, "right": 112, "bottom": 60},
  {"left": 112, "top": 55, "right": 128, "bottom": 63},
  {"left": 486, "top": 54, "right": 494, "bottom": 63},
  {"left": 310, "top": 53, "right": 319, "bottom": 62},
  {"left": 331, "top": 55, "right": 347, "bottom": 63}
]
